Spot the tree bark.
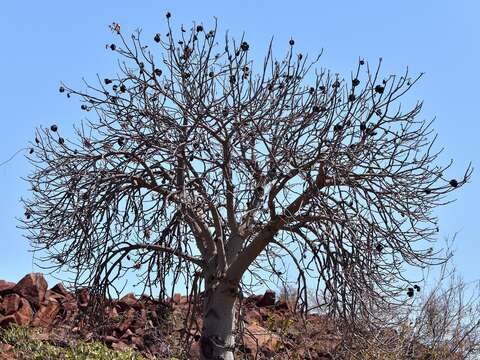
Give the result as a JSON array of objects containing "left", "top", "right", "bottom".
[{"left": 200, "top": 282, "right": 237, "bottom": 360}]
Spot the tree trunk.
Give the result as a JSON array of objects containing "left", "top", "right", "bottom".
[{"left": 200, "top": 283, "right": 237, "bottom": 360}]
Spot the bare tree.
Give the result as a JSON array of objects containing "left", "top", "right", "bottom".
[{"left": 20, "top": 16, "right": 471, "bottom": 360}]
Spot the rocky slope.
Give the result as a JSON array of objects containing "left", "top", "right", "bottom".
[{"left": 0, "top": 273, "right": 339, "bottom": 359}]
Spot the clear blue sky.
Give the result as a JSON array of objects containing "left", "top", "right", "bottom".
[{"left": 0, "top": 1, "right": 478, "bottom": 289}]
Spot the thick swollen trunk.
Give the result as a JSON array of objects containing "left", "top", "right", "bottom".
[{"left": 200, "top": 284, "right": 237, "bottom": 360}]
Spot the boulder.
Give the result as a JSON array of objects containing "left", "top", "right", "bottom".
[
  {"left": 256, "top": 290, "right": 276, "bottom": 307},
  {"left": 0, "top": 280, "right": 15, "bottom": 295},
  {"left": 16, "top": 298, "right": 33, "bottom": 325},
  {"left": 32, "top": 300, "right": 61, "bottom": 327},
  {"left": 76, "top": 288, "right": 90, "bottom": 308},
  {"left": 243, "top": 323, "right": 280, "bottom": 355},
  {"left": 12, "top": 273, "right": 47, "bottom": 309},
  {"left": 50, "top": 282, "right": 69, "bottom": 297},
  {"left": 119, "top": 293, "right": 143, "bottom": 310},
  {"left": 0, "top": 293, "right": 21, "bottom": 315}
]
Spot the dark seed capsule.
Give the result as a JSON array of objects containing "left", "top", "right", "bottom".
[
  {"left": 374, "top": 85, "right": 384, "bottom": 94},
  {"left": 196, "top": 25, "right": 203, "bottom": 32},
  {"left": 29, "top": 148, "right": 34, "bottom": 154},
  {"left": 50, "top": 124, "right": 58, "bottom": 132},
  {"left": 229, "top": 75, "right": 236, "bottom": 84},
  {"left": 359, "top": 59, "right": 365, "bottom": 65},
  {"left": 154, "top": 68, "right": 162, "bottom": 76},
  {"left": 309, "top": 87, "right": 315, "bottom": 94},
  {"left": 360, "top": 123, "right": 367, "bottom": 131},
  {"left": 352, "top": 78, "right": 360, "bottom": 87},
  {"left": 376, "top": 243, "right": 383, "bottom": 253},
  {"left": 154, "top": 33, "right": 161, "bottom": 43},
  {"left": 348, "top": 94, "right": 356, "bottom": 102},
  {"left": 241, "top": 41, "right": 249, "bottom": 51},
  {"left": 209, "top": 71, "right": 214, "bottom": 77},
  {"left": 35, "top": 137, "right": 40, "bottom": 144},
  {"left": 414, "top": 285, "right": 421, "bottom": 292},
  {"left": 117, "top": 137, "right": 125, "bottom": 146},
  {"left": 312, "top": 105, "right": 320, "bottom": 113},
  {"left": 59, "top": 86, "right": 65, "bottom": 93},
  {"left": 333, "top": 124, "right": 343, "bottom": 132},
  {"left": 165, "top": 12, "right": 171, "bottom": 19},
  {"left": 424, "top": 188, "right": 432, "bottom": 194},
  {"left": 58, "top": 137, "right": 64, "bottom": 145},
  {"left": 104, "top": 78, "right": 112, "bottom": 85},
  {"left": 81, "top": 105, "right": 88, "bottom": 110},
  {"left": 120, "top": 84, "right": 126, "bottom": 93},
  {"left": 407, "top": 288, "right": 414, "bottom": 298},
  {"left": 289, "top": 39, "right": 295, "bottom": 46},
  {"left": 449, "top": 179, "right": 458, "bottom": 188},
  {"left": 110, "top": 44, "right": 116, "bottom": 51}
]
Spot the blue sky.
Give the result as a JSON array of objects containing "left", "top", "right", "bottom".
[{"left": 0, "top": 1, "right": 478, "bottom": 289}]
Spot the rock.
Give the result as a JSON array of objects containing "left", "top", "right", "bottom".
[
  {"left": 117, "top": 308, "right": 135, "bottom": 332},
  {"left": 76, "top": 288, "right": 90, "bottom": 308},
  {"left": 0, "top": 293, "right": 21, "bottom": 315},
  {"left": 50, "top": 282, "right": 69, "bottom": 296},
  {"left": 111, "top": 340, "right": 130, "bottom": 351},
  {"left": 119, "top": 293, "right": 143, "bottom": 310},
  {"left": 243, "top": 323, "right": 280, "bottom": 355},
  {"left": 0, "top": 280, "right": 15, "bottom": 295},
  {"left": 0, "top": 315, "right": 15, "bottom": 328},
  {"left": 32, "top": 300, "right": 60, "bottom": 327},
  {"left": 12, "top": 273, "right": 48, "bottom": 309},
  {"left": 12, "top": 298, "right": 33, "bottom": 326},
  {"left": 256, "top": 290, "right": 276, "bottom": 307}
]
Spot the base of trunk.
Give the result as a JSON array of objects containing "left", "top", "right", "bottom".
[{"left": 200, "top": 285, "right": 237, "bottom": 360}]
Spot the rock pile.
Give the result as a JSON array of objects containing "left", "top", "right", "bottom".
[{"left": 0, "top": 273, "right": 337, "bottom": 359}]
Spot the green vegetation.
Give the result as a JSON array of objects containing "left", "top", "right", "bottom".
[{"left": 0, "top": 324, "right": 145, "bottom": 360}]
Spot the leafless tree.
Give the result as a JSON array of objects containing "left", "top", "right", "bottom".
[{"left": 20, "top": 16, "right": 471, "bottom": 360}]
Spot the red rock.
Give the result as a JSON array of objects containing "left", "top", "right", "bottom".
[
  {"left": 77, "top": 288, "right": 89, "bottom": 308},
  {"left": 111, "top": 340, "right": 130, "bottom": 351},
  {"left": 32, "top": 300, "right": 60, "bottom": 327},
  {"left": 0, "top": 280, "right": 15, "bottom": 295},
  {"left": 117, "top": 308, "right": 135, "bottom": 332},
  {"left": 12, "top": 273, "right": 48, "bottom": 309},
  {"left": 119, "top": 293, "right": 143, "bottom": 310},
  {"left": 0, "top": 293, "right": 21, "bottom": 315},
  {"left": 50, "top": 282, "right": 69, "bottom": 296},
  {"left": 243, "top": 323, "right": 280, "bottom": 355},
  {"left": 256, "top": 290, "right": 276, "bottom": 307},
  {"left": 13, "top": 298, "right": 33, "bottom": 326},
  {"left": 0, "top": 314, "right": 15, "bottom": 328}
]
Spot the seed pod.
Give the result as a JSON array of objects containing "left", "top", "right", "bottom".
[
  {"left": 352, "top": 78, "right": 360, "bottom": 87},
  {"left": 109, "top": 44, "right": 116, "bottom": 51},
  {"left": 104, "top": 78, "right": 112, "bottom": 85},
  {"left": 165, "top": 12, "right": 171, "bottom": 19},
  {"left": 50, "top": 124, "right": 58, "bottom": 132},
  {"left": 449, "top": 179, "right": 458, "bottom": 188},
  {"left": 154, "top": 68, "right": 162, "bottom": 77},
  {"left": 374, "top": 85, "right": 384, "bottom": 94},
  {"left": 154, "top": 33, "right": 161, "bottom": 43},
  {"left": 289, "top": 39, "right": 295, "bottom": 46},
  {"left": 59, "top": 86, "right": 65, "bottom": 93},
  {"left": 241, "top": 42, "right": 249, "bottom": 51},
  {"left": 407, "top": 288, "right": 414, "bottom": 297}
]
